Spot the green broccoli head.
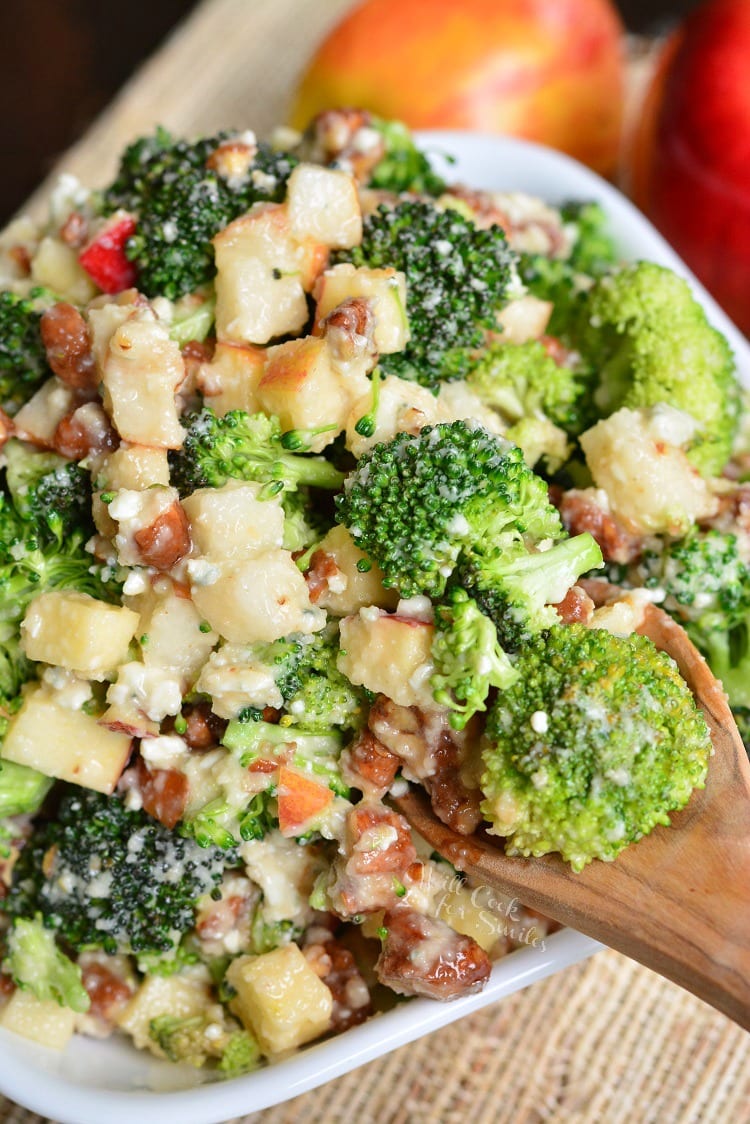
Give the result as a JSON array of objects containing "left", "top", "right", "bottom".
[
  {"left": 3, "top": 916, "right": 90, "bottom": 1013},
  {"left": 638, "top": 528, "right": 750, "bottom": 635},
  {"left": 7, "top": 788, "right": 229, "bottom": 954},
  {"left": 336, "top": 200, "right": 517, "bottom": 391},
  {"left": 100, "top": 128, "right": 297, "bottom": 299},
  {"left": 480, "top": 624, "right": 712, "bottom": 870},
  {"left": 460, "top": 532, "right": 603, "bottom": 650},
  {"left": 169, "top": 407, "right": 344, "bottom": 497},
  {"left": 367, "top": 118, "right": 446, "bottom": 196},
  {"left": 467, "top": 339, "right": 590, "bottom": 436},
  {"left": 578, "top": 262, "right": 741, "bottom": 476},
  {"left": 275, "top": 624, "right": 367, "bottom": 733},
  {"left": 4, "top": 440, "right": 93, "bottom": 544},
  {"left": 430, "top": 588, "right": 519, "bottom": 730},
  {"left": 150, "top": 1011, "right": 260, "bottom": 1073},
  {"left": 0, "top": 290, "right": 53, "bottom": 416},
  {"left": 336, "top": 421, "right": 562, "bottom": 598},
  {"left": 518, "top": 200, "right": 618, "bottom": 340},
  {"left": 0, "top": 760, "right": 53, "bottom": 817}
]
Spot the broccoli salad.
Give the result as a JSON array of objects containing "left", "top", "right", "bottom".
[{"left": 0, "top": 107, "right": 741, "bottom": 1070}]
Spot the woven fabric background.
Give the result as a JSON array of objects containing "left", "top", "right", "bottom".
[{"left": 2, "top": 1, "right": 748, "bottom": 1120}]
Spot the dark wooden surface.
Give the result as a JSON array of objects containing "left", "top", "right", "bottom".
[{"left": 0, "top": 0, "right": 700, "bottom": 224}]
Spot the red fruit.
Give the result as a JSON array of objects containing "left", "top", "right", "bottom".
[
  {"left": 630, "top": 0, "right": 750, "bottom": 333},
  {"left": 78, "top": 212, "right": 138, "bottom": 294},
  {"left": 276, "top": 765, "right": 334, "bottom": 836}
]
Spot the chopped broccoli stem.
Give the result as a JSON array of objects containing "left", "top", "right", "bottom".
[
  {"left": 367, "top": 118, "right": 447, "bottom": 196},
  {"left": 169, "top": 408, "right": 344, "bottom": 496},
  {"left": 150, "top": 1012, "right": 260, "bottom": 1073},
  {"left": 0, "top": 760, "right": 53, "bottom": 817},
  {"left": 4, "top": 439, "right": 94, "bottom": 544},
  {"left": 4, "top": 916, "right": 90, "bottom": 1013}
]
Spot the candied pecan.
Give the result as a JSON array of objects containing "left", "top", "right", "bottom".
[
  {"left": 427, "top": 768, "right": 483, "bottom": 837},
  {"left": 178, "top": 701, "right": 227, "bottom": 750},
  {"left": 305, "top": 549, "right": 343, "bottom": 604},
  {"left": 329, "top": 801, "right": 418, "bottom": 917},
  {"left": 322, "top": 297, "right": 377, "bottom": 367},
  {"left": 136, "top": 758, "right": 189, "bottom": 830},
  {"left": 40, "top": 302, "right": 97, "bottom": 389},
  {"left": 59, "top": 211, "right": 89, "bottom": 249},
  {"left": 53, "top": 402, "right": 117, "bottom": 459},
  {"left": 317, "top": 938, "right": 373, "bottom": 1032},
  {"left": 343, "top": 729, "right": 400, "bottom": 795},
  {"left": 376, "top": 907, "right": 491, "bottom": 1000},
  {"left": 553, "top": 584, "right": 595, "bottom": 625},
  {"left": 133, "top": 500, "right": 190, "bottom": 570},
  {"left": 80, "top": 956, "right": 134, "bottom": 1024},
  {"left": 559, "top": 489, "right": 643, "bottom": 564}
]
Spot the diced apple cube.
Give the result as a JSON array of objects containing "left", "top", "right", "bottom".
[
  {"left": 227, "top": 943, "right": 332, "bottom": 1055},
  {"left": 258, "top": 337, "right": 351, "bottom": 450},
  {"left": 102, "top": 310, "right": 185, "bottom": 448},
  {"left": 31, "top": 236, "right": 96, "bottom": 306},
  {"left": 287, "top": 163, "right": 362, "bottom": 249},
  {"left": 213, "top": 204, "right": 327, "bottom": 346},
  {"left": 436, "top": 883, "right": 509, "bottom": 953},
  {"left": 134, "top": 579, "right": 218, "bottom": 681},
  {"left": 311, "top": 525, "right": 399, "bottom": 616},
  {"left": 100, "top": 444, "right": 170, "bottom": 490},
  {"left": 116, "top": 973, "right": 212, "bottom": 1053},
  {"left": 21, "top": 591, "right": 139, "bottom": 676},
  {"left": 189, "top": 549, "right": 325, "bottom": 644},
  {"left": 2, "top": 684, "right": 132, "bottom": 794},
  {"left": 314, "top": 264, "right": 409, "bottom": 354},
  {"left": 183, "top": 481, "right": 284, "bottom": 559},
  {"left": 338, "top": 609, "right": 436, "bottom": 708},
  {"left": 13, "top": 378, "right": 77, "bottom": 448},
  {"left": 496, "top": 294, "right": 553, "bottom": 343},
  {"left": 197, "top": 340, "right": 265, "bottom": 417},
  {"left": 0, "top": 989, "right": 76, "bottom": 1049}
]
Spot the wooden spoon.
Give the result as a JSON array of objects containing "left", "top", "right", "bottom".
[{"left": 394, "top": 597, "right": 750, "bottom": 1029}]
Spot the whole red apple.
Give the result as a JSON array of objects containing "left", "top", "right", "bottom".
[
  {"left": 290, "top": 0, "right": 626, "bottom": 177},
  {"left": 630, "top": 0, "right": 750, "bottom": 333}
]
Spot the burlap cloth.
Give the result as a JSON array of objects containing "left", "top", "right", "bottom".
[{"left": 3, "top": 1, "right": 749, "bottom": 1119}]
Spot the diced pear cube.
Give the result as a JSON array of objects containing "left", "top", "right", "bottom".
[
  {"left": 189, "top": 549, "right": 324, "bottom": 644},
  {"left": 198, "top": 340, "right": 265, "bottom": 417},
  {"left": 100, "top": 444, "right": 170, "bottom": 490},
  {"left": 102, "top": 311, "right": 185, "bottom": 448},
  {"left": 0, "top": 989, "right": 76, "bottom": 1049},
  {"left": 2, "top": 684, "right": 132, "bottom": 794},
  {"left": 21, "top": 591, "right": 139, "bottom": 676},
  {"left": 183, "top": 481, "right": 284, "bottom": 559},
  {"left": 338, "top": 609, "right": 436, "bottom": 708},
  {"left": 213, "top": 204, "right": 327, "bottom": 346},
  {"left": 227, "top": 944, "right": 332, "bottom": 1056},
  {"left": 314, "top": 264, "right": 409, "bottom": 353},
  {"left": 258, "top": 337, "right": 351, "bottom": 450},
  {"left": 312, "top": 525, "right": 398, "bottom": 616},
  {"left": 287, "top": 163, "right": 362, "bottom": 249}
]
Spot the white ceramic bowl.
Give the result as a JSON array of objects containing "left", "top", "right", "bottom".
[{"left": 1, "top": 132, "right": 748, "bottom": 1124}]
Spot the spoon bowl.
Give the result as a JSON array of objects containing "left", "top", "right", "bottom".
[{"left": 395, "top": 597, "right": 750, "bottom": 1029}]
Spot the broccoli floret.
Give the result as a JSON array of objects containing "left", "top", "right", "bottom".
[
  {"left": 467, "top": 339, "right": 589, "bottom": 437},
  {"left": 578, "top": 262, "right": 741, "bottom": 476},
  {"left": 167, "top": 289, "right": 216, "bottom": 346},
  {"left": 100, "top": 128, "right": 297, "bottom": 299},
  {"left": 336, "top": 200, "right": 516, "bottom": 391},
  {"left": 150, "top": 1012, "right": 260, "bottom": 1073},
  {"left": 518, "top": 200, "right": 618, "bottom": 340},
  {"left": 460, "top": 533, "right": 603, "bottom": 649},
  {"left": 169, "top": 408, "right": 344, "bottom": 497},
  {"left": 7, "top": 789, "right": 229, "bottom": 954},
  {"left": 0, "top": 760, "right": 53, "bottom": 817},
  {"left": 3, "top": 916, "right": 90, "bottom": 1013},
  {"left": 280, "top": 486, "right": 332, "bottom": 553},
  {"left": 183, "top": 789, "right": 277, "bottom": 850},
  {"left": 638, "top": 529, "right": 750, "bottom": 634},
  {"left": 4, "top": 440, "right": 93, "bottom": 544},
  {"left": 481, "top": 624, "right": 712, "bottom": 870},
  {"left": 224, "top": 718, "right": 348, "bottom": 795},
  {"left": 336, "top": 421, "right": 563, "bottom": 598},
  {"left": 0, "top": 290, "right": 52, "bottom": 416},
  {"left": 367, "top": 118, "right": 446, "bottom": 196},
  {"left": 273, "top": 624, "right": 366, "bottom": 732},
  {"left": 430, "top": 588, "right": 519, "bottom": 729}
]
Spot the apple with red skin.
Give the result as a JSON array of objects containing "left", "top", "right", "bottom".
[
  {"left": 630, "top": 0, "right": 750, "bottom": 334},
  {"left": 291, "top": 0, "right": 626, "bottom": 177}
]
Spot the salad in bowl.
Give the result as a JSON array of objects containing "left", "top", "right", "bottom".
[{"left": 0, "top": 111, "right": 748, "bottom": 1119}]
